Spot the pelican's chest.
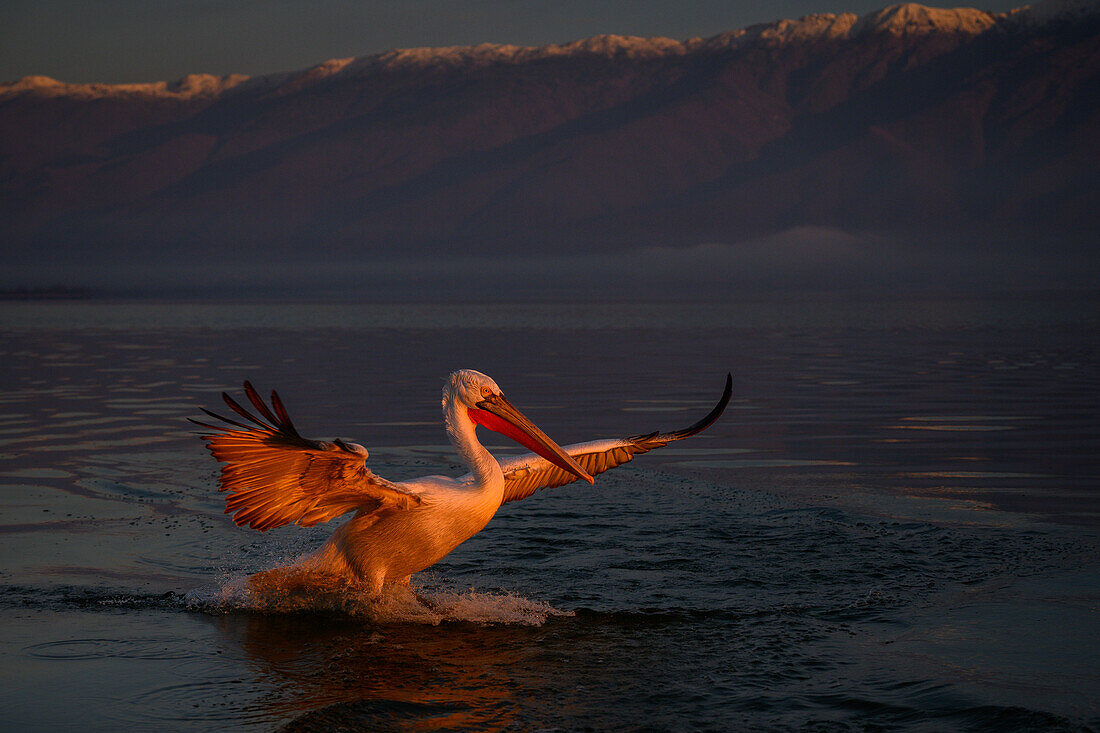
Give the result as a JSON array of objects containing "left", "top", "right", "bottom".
[{"left": 438, "top": 482, "right": 502, "bottom": 539}]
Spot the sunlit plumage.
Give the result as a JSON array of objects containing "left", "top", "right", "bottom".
[{"left": 192, "top": 369, "right": 731, "bottom": 596}]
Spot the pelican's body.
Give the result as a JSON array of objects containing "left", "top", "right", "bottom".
[
  {"left": 304, "top": 474, "right": 499, "bottom": 589},
  {"left": 193, "top": 369, "right": 731, "bottom": 596}
]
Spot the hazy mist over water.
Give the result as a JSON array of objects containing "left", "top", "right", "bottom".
[{"left": 6, "top": 229, "right": 1097, "bottom": 300}]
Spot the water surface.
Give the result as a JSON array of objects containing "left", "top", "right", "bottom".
[{"left": 0, "top": 296, "right": 1096, "bottom": 730}]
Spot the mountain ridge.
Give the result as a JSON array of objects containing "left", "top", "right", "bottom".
[
  {"left": 4, "top": 2, "right": 1089, "bottom": 99},
  {"left": 2, "top": 0, "right": 1098, "bottom": 267}
]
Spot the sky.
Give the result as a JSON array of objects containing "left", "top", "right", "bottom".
[{"left": 1, "top": 0, "right": 1025, "bottom": 84}]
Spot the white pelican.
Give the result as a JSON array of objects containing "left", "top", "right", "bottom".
[{"left": 192, "top": 370, "right": 731, "bottom": 597}]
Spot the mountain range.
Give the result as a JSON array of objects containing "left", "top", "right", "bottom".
[{"left": 1, "top": 1, "right": 1098, "bottom": 289}]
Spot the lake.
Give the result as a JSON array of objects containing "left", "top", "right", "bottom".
[{"left": 0, "top": 295, "right": 1096, "bottom": 731}]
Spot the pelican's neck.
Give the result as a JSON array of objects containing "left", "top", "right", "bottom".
[{"left": 442, "top": 391, "right": 501, "bottom": 488}]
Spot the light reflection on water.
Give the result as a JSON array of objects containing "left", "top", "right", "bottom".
[{"left": 0, "top": 298, "right": 1097, "bottom": 730}]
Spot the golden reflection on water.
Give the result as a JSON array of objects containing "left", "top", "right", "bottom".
[
  {"left": 210, "top": 609, "right": 576, "bottom": 730},
  {"left": 190, "top": 571, "right": 584, "bottom": 729}
]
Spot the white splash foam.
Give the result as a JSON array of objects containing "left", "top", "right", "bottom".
[
  {"left": 423, "top": 589, "right": 574, "bottom": 626},
  {"left": 184, "top": 574, "right": 572, "bottom": 627}
]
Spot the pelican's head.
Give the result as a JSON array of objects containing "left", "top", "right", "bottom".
[
  {"left": 444, "top": 369, "right": 594, "bottom": 484},
  {"left": 445, "top": 369, "right": 503, "bottom": 408}
]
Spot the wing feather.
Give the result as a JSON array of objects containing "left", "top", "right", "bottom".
[
  {"left": 191, "top": 383, "right": 421, "bottom": 531},
  {"left": 243, "top": 380, "right": 282, "bottom": 426},
  {"left": 496, "top": 374, "right": 732, "bottom": 504}
]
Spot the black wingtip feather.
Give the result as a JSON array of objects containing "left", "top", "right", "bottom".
[
  {"left": 188, "top": 416, "right": 228, "bottom": 432},
  {"left": 666, "top": 372, "right": 732, "bottom": 440},
  {"left": 222, "top": 391, "right": 275, "bottom": 430},
  {"left": 631, "top": 373, "right": 732, "bottom": 443},
  {"left": 243, "top": 380, "right": 282, "bottom": 427},
  {"left": 192, "top": 382, "right": 326, "bottom": 453},
  {"left": 199, "top": 407, "right": 257, "bottom": 431},
  {"left": 269, "top": 390, "right": 300, "bottom": 436}
]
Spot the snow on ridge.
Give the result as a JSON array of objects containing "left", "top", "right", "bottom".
[
  {"left": 300, "top": 57, "right": 356, "bottom": 79},
  {"left": 0, "top": 72, "right": 249, "bottom": 99},
  {"left": 336, "top": 3, "right": 1007, "bottom": 76},
  {"left": 702, "top": 13, "right": 860, "bottom": 50},
  {"left": 851, "top": 4, "right": 998, "bottom": 36},
  {"left": 345, "top": 34, "right": 690, "bottom": 75},
  {"left": 698, "top": 3, "right": 996, "bottom": 52},
  {"left": 5, "top": 1, "right": 1080, "bottom": 101},
  {"left": 235, "top": 57, "right": 356, "bottom": 94}
]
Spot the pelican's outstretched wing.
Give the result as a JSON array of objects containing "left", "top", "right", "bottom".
[
  {"left": 190, "top": 382, "right": 421, "bottom": 531},
  {"left": 496, "top": 374, "right": 732, "bottom": 504}
]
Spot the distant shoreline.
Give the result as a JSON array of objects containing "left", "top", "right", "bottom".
[{"left": 0, "top": 287, "right": 100, "bottom": 301}]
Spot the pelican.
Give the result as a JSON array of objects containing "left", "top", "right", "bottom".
[{"left": 192, "top": 370, "right": 731, "bottom": 597}]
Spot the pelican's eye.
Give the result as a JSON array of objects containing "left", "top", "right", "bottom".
[{"left": 480, "top": 386, "right": 494, "bottom": 399}]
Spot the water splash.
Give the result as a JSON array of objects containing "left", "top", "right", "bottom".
[{"left": 184, "top": 573, "right": 572, "bottom": 626}]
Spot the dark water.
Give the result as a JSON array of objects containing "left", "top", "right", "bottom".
[{"left": 0, "top": 297, "right": 1097, "bottom": 731}]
